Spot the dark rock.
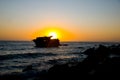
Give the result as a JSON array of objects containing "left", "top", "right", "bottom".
[
  {"left": 22, "top": 65, "right": 34, "bottom": 72},
  {"left": 43, "top": 44, "right": 120, "bottom": 79}
]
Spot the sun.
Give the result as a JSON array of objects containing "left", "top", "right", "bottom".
[
  {"left": 33, "top": 26, "right": 77, "bottom": 41},
  {"left": 48, "top": 32, "right": 58, "bottom": 39}
]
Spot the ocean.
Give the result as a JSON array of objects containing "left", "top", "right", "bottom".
[{"left": 0, "top": 41, "right": 118, "bottom": 75}]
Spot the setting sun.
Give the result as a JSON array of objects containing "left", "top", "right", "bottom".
[
  {"left": 32, "top": 26, "right": 77, "bottom": 41},
  {"left": 48, "top": 32, "right": 58, "bottom": 39}
]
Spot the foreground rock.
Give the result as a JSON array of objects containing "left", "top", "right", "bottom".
[{"left": 42, "top": 44, "right": 120, "bottom": 80}]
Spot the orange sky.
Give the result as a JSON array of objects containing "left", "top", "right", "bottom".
[
  {"left": 31, "top": 26, "right": 77, "bottom": 41},
  {"left": 0, "top": 24, "right": 120, "bottom": 42},
  {"left": 0, "top": 0, "right": 120, "bottom": 42}
]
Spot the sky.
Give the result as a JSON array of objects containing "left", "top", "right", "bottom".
[{"left": 0, "top": 0, "right": 120, "bottom": 42}]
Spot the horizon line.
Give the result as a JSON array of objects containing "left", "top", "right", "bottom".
[{"left": 0, "top": 40, "right": 119, "bottom": 43}]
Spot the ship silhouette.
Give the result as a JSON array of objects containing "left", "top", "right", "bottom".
[{"left": 33, "top": 36, "right": 60, "bottom": 47}]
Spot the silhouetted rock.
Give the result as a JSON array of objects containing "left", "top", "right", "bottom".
[
  {"left": 42, "top": 44, "right": 120, "bottom": 80},
  {"left": 23, "top": 65, "right": 34, "bottom": 72}
]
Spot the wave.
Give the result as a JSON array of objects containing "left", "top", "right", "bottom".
[{"left": 0, "top": 53, "right": 57, "bottom": 61}]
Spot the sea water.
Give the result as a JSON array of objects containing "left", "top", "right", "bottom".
[{"left": 0, "top": 41, "right": 118, "bottom": 75}]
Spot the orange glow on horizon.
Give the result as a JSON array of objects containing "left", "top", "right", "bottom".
[{"left": 32, "top": 26, "right": 77, "bottom": 41}]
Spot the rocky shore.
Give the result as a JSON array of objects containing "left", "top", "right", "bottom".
[{"left": 0, "top": 44, "right": 120, "bottom": 80}]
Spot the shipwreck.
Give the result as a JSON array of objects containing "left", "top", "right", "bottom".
[{"left": 33, "top": 36, "right": 60, "bottom": 47}]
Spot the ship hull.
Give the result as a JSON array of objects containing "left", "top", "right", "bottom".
[{"left": 33, "top": 37, "right": 60, "bottom": 47}]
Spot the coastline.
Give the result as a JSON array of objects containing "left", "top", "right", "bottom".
[{"left": 0, "top": 44, "right": 120, "bottom": 80}]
